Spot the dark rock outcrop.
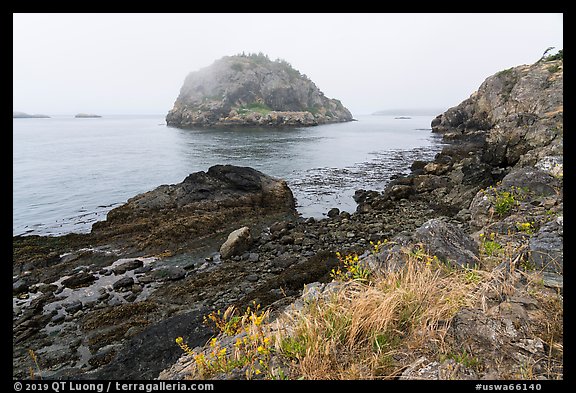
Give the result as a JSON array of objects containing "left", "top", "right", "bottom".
[
  {"left": 91, "top": 165, "right": 297, "bottom": 252},
  {"left": 166, "top": 53, "right": 353, "bottom": 128}
]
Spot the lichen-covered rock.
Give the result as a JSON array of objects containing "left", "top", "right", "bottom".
[
  {"left": 529, "top": 216, "right": 563, "bottom": 274},
  {"left": 414, "top": 218, "right": 479, "bottom": 267},
  {"left": 500, "top": 166, "right": 559, "bottom": 197},
  {"left": 166, "top": 53, "right": 353, "bottom": 128},
  {"left": 431, "top": 59, "right": 563, "bottom": 169}
]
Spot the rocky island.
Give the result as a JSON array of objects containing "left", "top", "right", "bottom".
[
  {"left": 13, "top": 111, "right": 50, "bottom": 118},
  {"left": 75, "top": 113, "right": 102, "bottom": 118},
  {"left": 166, "top": 53, "right": 353, "bottom": 128},
  {"left": 13, "top": 54, "right": 562, "bottom": 381}
]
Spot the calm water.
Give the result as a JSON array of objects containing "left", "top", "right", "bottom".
[{"left": 13, "top": 114, "right": 444, "bottom": 236}]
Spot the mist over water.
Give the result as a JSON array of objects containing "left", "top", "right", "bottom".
[{"left": 13, "top": 114, "right": 444, "bottom": 236}]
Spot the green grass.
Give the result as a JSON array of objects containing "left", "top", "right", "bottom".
[{"left": 237, "top": 102, "right": 272, "bottom": 115}]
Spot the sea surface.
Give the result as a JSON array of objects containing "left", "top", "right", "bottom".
[{"left": 13, "top": 114, "right": 445, "bottom": 236}]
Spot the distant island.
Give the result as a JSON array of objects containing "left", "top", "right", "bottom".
[
  {"left": 372, "top": 108, "right": 446, "bottom": 116},
  {"left": 75, "top": 113, "right": 102, "bottom": 118},
  {"left": 166, "top": 52, "right": 353, "bottom": 128},
  {"left": 13, "top": 111, "right": 50, "bottom": 118}
]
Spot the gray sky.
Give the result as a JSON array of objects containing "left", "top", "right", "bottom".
[{"left": 13, "top": 13, "right": 563, "bottom": 116}]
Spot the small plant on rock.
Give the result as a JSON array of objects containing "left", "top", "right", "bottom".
[
  {"left": 176, "top": 302, "right": 276, "bottom": 379},
  {"left": 516, "top": 222, "right": 536, "bottom": 235},
  {"left": 480, "top": 232, "right": 502, "bottom": 257},
  {"left": 494, "top": 190, "right": 517, "bottom": 216},
  {"left": 331, "top": 252, "right": 371, "bottom": 282}
]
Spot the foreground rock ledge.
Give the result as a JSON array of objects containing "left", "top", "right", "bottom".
[{"left": 91, "top": 165, "right": 297, "bottom": 252}]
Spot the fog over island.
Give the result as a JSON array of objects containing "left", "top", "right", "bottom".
[{"left": 13, "top": 13, "right": 562, "bottom": 116}]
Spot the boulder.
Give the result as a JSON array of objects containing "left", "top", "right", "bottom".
[
  {"left": 220, "top": 227, "right": 252, "bottom": 260},
  {"left": 414, "top": 218, "right": 479, "bottom": 268},
  {"left": 61, "top": 272, "right": 97, "bottom": 289},
  {"left": 113, "top": 259, "right": 144, "bottom": 275},
  {"left": 112, "top": 276, "right": 135, "bottom": 290},
  {"left": 327, "top": 208, "right": 340, "bottom": 218},
  {"left": 501, "top": 167, "right": 558, "bottom": 197}
]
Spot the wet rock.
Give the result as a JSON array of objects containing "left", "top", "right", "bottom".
[
  {"left": 134, "top": 265, "right": 152, "bottom": 274},
  {"left": 113, "top": 259, "right": 144, "bottom": 275},
  {"left": 385, "top": 184, "right": 414, "bottom": 200},
  {"left": 327, "top": 208, "right": 340, "bottom": 218},
  {"left": 59, "top": 249, "right": 94, "bottom": 264},
  {"left": 86, "top": 309, "right": 213, "bottom": 380},
  {"left": 269, "top": 221, "right": 292, "bottom": 237},
  {"left": 123, "top": 292, "right": 138, "bottom": 302},
  {"left": 88, "top": 348, "right": 117, "bottom": 368},
  {"left": 411, "top": 160, "right": 428, "bottom": 171},
  {"left": 51, "top": 313, "right": 66, "bottom": 324},
  {"left": 113, "top": 276, "right": 135, "bottom": 290},
  {"left": 353, "top": 189, "right": 380, "bottom": 204},
  {"left": 61, "top": 272, "right": 97, "bottom": 289},
  {"left": 220, "top": 227, "right": 252, "bottom": 260},
  {"left": 29, "top": 292, "right": 55, "bottom": 310},
  {"left": 107, "top": 297, "right": 123, "bottom": 307},
  {"left": 150, "top": 266, "right": 186, "bottom": 282},
  {"left": 13, "top": 279, "right": 29, "bottom": 296},
  {"left": 63, "top": 300, "right": 83, "bottom": 314}
]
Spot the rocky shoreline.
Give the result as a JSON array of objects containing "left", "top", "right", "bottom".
[{"left": 13, "top": 57, "right": 562, "bottom": 380}]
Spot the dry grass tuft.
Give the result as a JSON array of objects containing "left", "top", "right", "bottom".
[{"left": 274, "top": 248, "right": 488, "bottom": 379}]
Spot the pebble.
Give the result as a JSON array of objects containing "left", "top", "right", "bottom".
[{"left": 246, "top": 274, "right": 259, "bottom": 282}]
